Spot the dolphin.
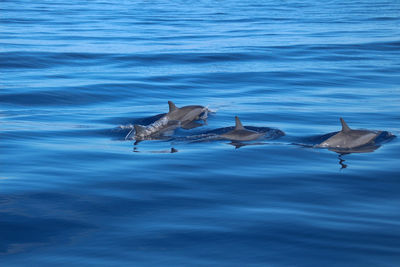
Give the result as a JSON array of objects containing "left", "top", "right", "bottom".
[
  {"left": 317, "top": 118, "right": 382, "bottom": 150},
  {"left": 166, "top": 101, "right": 208, "bottom": 129},
  {"left": 220, "top": 116, "right": 264, "bottom": 141},
  {"left": 126, "top": 101, "right": 208, "bottom": 140}
]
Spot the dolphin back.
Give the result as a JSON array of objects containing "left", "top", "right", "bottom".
[
  {"left": 134, "top": 124, "right": 147, "bottom": 138},
  {"left": 124, "top": 124, "right": 147, "bottom": 140}
]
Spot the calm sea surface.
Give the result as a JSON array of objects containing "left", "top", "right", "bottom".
[{"left": 1, "top": 0, "right": 400, "bottom": 266}]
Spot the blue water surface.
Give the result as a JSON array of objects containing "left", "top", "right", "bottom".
[{"left": 1, "top": 0, "right": 400, "bottom": 266}]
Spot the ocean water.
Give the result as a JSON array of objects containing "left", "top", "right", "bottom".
[{"left": 1, "top": 0, "right": 400, "bottom": 266}]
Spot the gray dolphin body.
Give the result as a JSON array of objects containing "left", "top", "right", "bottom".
[
  {"left": 317, "top": 118, "right": 382, "bottom": 149},
  {"left": 220, "top": 116, "right": 264, "bottom": 141},
  {"left": 127, "top": 101, "right": 208, "bottom": 140}
]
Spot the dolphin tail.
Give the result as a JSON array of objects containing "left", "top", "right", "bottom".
[
  {"left": 235, "top": 116, "right": 245, "bottom": 130},
  {"left": 340, "top": 118, "right": 351, "bottom": 132},
  {"left": 168, "top": 101, "right": 178, "bottom": 113}
]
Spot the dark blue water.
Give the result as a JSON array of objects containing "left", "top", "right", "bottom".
[{"left": 1, "top": 0, "right": 400, "bottom": 265}]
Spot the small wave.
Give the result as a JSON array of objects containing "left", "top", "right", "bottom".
[
  {"left": 0, "top": 51, "right": 274, "bottom": 70},
  {"left": 0, "top": 51, "right": 111, "bottom": 70}
]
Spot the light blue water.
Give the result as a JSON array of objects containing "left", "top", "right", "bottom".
[{"left": 1, "top": 0, "right": 400, "bottom": 266}]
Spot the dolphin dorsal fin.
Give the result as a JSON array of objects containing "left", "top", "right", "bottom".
[
  {"left": 168, "top": 101, "right": 178, "bottom": 113},
  {"left": 234, "top": 116, "right": 244, "bottom": 130},
  {"left": 340, "top": 118, "right": 351, "bottom": 132}
]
